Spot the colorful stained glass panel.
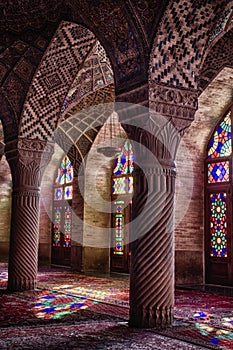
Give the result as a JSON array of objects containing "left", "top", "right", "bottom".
[
  {"left": 128, "top": 176, "right": 133, "bottom": 193},
  {"left": 208, "top": 111, "right": 232, "bottom": 158},
  {"left": 112, "top": 177, "right": 127, "bottom": 194},
  {"left": 64, "top": 186, "right": 73, "bottom": 200},
  {"left": 53, "top": 207, "right": 62, "bottom": 247},
  {"left": 54, "top": 187, "right": 63, "bottom": 200},
  {"left": 114, "top": 140, "right": 134, "bottom": 175},
  {"left": 63, "top": 206, "right": 71, "bottom": 247},
  {"left": 210, "top": 193, "right": 227, "bottom": 258},
  {"left": 207, "top": 161, "right": 230, "bottom": 183},
  {"left": 113, "top": 200, "right": 124, "bottom": 255},
  {"left": 56, "top": 156, "right": 73, "bottom": 185}
]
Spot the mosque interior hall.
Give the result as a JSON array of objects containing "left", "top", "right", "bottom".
[{"left": 0, "top": 1, "right": 233, "bottom": 349}]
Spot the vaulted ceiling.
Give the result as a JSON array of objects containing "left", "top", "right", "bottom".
[{"left": 0, "top": 1, "right": 233, "bottom": 143}]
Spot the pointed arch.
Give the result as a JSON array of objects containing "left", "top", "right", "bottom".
[
  {"left": 205, "top": 103, "right": 233, "bottom": 285},
  {"left": 51, "top": 155, "right": 73, "bottom": 265},
  {"left": 111, "top": 139, "right": 134, "bottom": 272}
]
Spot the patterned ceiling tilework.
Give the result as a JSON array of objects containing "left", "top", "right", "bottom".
[
  {"left": 72, "top": 0, "right": 143, "bottom": 84},
  {"left": 61, "top": 41, "right": 114, "bottom": 115},
  {"left": 200, "top": 29, "right": 233, "bottom": 91},
  {"left": 125, "top": 0, "right": 170, "bottom": 45},
  {"left": 19, "top": 21, "right": 96, "bottom": 141},
  {"left": 3, "top": 73, "right": 27, "bottom": 115},
  {"left": 208, "top": 7, "right": 233, "bottom": 44},
  {"left": 0, "top": 0, "right": 64, "bottom": 32},
  {"left": 150, "top": 0, "right": 229, "bottom": 90},
  {"left": 0, "top": 24, "right": 58, "bottom": 142},
  {"left": 62, "top": 84, "right": 115, "bottom": 120},
  {"left": 0, "top": 92, "right": 18, "bottom": 141}
]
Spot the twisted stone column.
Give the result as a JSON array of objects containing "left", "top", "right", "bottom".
[
  {"left": 115, "top": 81, "right": 198, "bottom": 328},
  {"left": 5, "top": 138, "right": 54, "bottom": 291},
  {"left": 129, "top": 158, "right": 176, "bottom": 327}
]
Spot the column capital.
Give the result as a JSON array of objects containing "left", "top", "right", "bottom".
[
  {"left": 149, "top": 82, "right": 198, "bottom": 134},
  {"left": 5, "top": 137, "right": 54, "bottom": 190}
]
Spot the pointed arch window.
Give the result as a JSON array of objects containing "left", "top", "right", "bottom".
[
  {"left": 205, "top": 105, "right": 233, "bottom": 285},
  {"left": 52, "top": 156, "right": 73, "bottom": 250},
  {"left": 111, "top": 140, "right": 134, "bottom": 271}
]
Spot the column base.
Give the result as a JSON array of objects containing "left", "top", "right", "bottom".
[
  {"left": 7, "top": 276, "right": 37, "bottom": 292},
  {"left": 129, "top": 305, "right": 173, "bottom": 328}
]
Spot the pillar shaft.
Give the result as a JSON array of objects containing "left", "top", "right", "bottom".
[
  {"left": 129, "top": 162, "right": 176, "bottom": 327},
  {"left": 116, "top": 82, "right": 198, "bottom": 328},
  {"left": 5, "top": 138, "right": 53, "bottom": 291}
]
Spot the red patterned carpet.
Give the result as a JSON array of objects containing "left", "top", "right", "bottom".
[{"left": 0, "top": 263, "right": 233, "bottom": 349}]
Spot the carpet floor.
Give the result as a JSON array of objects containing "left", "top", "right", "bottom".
[{"left": 0, "top": 263, "right": 233, "bottom": 349}]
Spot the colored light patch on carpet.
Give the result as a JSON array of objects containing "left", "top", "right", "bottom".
[
  {"left": 195, "top": 322, "right": 233, "bottom": 350},
  {"left": 0, "top": 271, "right": 8, "bottom": 288},
  {"left": 0, "top": 271, "right": 8, "bottom": 281},
  {"left": 52, "top": 284, "right": 128, "bottom": 306},
  {"left": 194, "top": 311, "right": 213, "bottom": 322},
  {"left": 33, "top": 291, "right": 96, "bottom": 320}
]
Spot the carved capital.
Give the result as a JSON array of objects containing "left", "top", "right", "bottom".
[
  {"left": 5, "top": 137, "right": 54, "bottom": 190},
  {"left": 149, "top": 82, "right": 198, "bottom": 126}
]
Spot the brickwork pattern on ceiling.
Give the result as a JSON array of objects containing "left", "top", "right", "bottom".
[
  {"left": 0, "top": 24, "right": 58, "bottom": 141},
  {"left": 125, "top": 0, "right": 169, "bottom": 46},
  {"left": 150, "top": 0, "right": 230, "bottom": 90},
  {"left": 200, "top": 29, "right": 233, "bottom": 91},
  {"left": 208, "top": 6, "right": 233, "bottom": 44},
  {"left": 0, "top": 0, "right": 63, "bottom": 33},
  {"left": 0, "top": 92, "right": 19, "bottom": 141},
  {"left": 61, "top": 41, "right": 114, "bottom": 116},
  {"left": 63, "top": 84, "right": 115, "bottom": 119},
  {"left": 71, "top": 0, "right": 143, "bottom": 86},
  {"left": 19, "top": 21, "right": 96, "bottom": 141}
]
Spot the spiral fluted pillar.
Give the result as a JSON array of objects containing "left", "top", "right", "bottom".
[
  {"left": 5, "top": 138, "right": 54, "bottom": 291},
  {"left": 129, "top": 160, "right": 176, "bottom": 327}
]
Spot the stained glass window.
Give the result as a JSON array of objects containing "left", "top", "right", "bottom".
[
  {"left": 206, "top": 108, "right": 232, "bottom": 264},
  {"left": 208, "top": 111, "right": 231, "bottom": 159},
  {"left": 111, "top": 140, "right": 134, "bottom": 261},
  {"left": 56, "top": 156, "right": 73, "bottom": 185},
  {"left": 207, "top": 161, "right": 230, "bottom": 183},
  {"left": 113, "top": 200, "right": 125, "bottom": 255},
  {"left": 54, "top": 156, "right": 73, "bottom": 201},
  {"left": 210, "top": 193, "right": 227, "bottom": 258},
  {"left": 53, "top": 207, "right": 62, "bottom": 247},
  {"left": 113, "top": 140, "right": 134, "bottom": 175},
  {"left": 63, "top": 206, "right": 71, "bottom": 247},
  {"left": 52, "top": 156, "right": 73, "bottom": 248},
  {"left": 112, "top": 140, "right": 134, "bottom": 195}
]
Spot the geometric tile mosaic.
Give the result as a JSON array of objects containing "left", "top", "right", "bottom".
[
  {"left": 61, "top": 41, "right": 114, "bottom": 116},
  {"left": 19, "top": 21, "right": 96, "bottom": 141},
  {"left": 150, "top": 0, "right": 230, "bottom": 90},
  {"left": 200, "top": 29, "right": 233, "bottom": 91}
]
